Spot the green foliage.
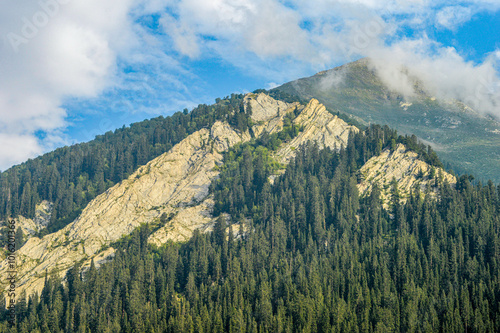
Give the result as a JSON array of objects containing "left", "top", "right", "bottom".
[
  {"left": 2, "top": 137, "right": 500, "bottom": 332},
  {"left": 15, "top": 226, "right": 25, "bottom": 249},
  {"left": 211, "top": 142, "right": 281, "bottom": 219},
  {"left": 1, "top": 92, "right": 499, "bottom": 332}
]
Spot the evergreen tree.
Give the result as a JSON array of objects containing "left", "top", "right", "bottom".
[{"left": 15, "top": 226, "right": 25, "bottom": 249}]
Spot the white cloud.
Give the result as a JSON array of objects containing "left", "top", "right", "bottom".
[
  {"left": 436, "top": 6, "right": 473, "bottom": 30},
  {"left": 366, "top": 39, "right": 500, "bottom": 117},
  {"left": 0, "top": 0, "right": 499, "bottom": 171},
  {"left": 160, "top": 0, "right": 315, "bottom": 61},
  {"left": 0, "top": 133, "right": 43, "bottom": 169},
  {"left": 0, "top": 0, "right": 139, "bottom": 171},
  {"left": 160, "top": 14, "right": 200, "bottom": 58}
]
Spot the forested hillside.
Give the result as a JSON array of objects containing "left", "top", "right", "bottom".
[
  {"left": 2, "top": 114, "right": 499, "bottom": 332},
  {"left": 0, "top": 93, "right": 252, "bottom": 235}
]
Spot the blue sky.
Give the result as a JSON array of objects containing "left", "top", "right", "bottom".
[{"left": 0, "top": 0, "right": 499, "bottom": 171}]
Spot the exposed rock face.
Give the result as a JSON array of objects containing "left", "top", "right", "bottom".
[
  {"left": 0, "top": 201, "right": 52, "bottom": 238},
  {"left": 0, "top": 201, "right": 53, "bottom": 260},
  {"left": 357, "top": 143, "right": 456, "bottom": 207},
  {"left": 148, "top": 198, "right": 216, "bottom": 245},
  {"left": 8, "top": 216, "right": 37, "bottom": 240},
  {"left": 245, "top": 93, "right": 295, "bottom": 122},
  {"left": 0, "top": 121, "right": 250, "bottom": 298},
  {"left": 245, "top": 93, "right": 302, "bottom": 136},
  {"left": 277, "top": 98, "right": 358, "bottom": 163},
  {"left": 33, "top": 201, "right": 53, "bottom": 229}
]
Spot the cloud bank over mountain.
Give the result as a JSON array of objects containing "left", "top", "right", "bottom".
[{"left": 0, "top": 0, "right": 499, "bottom": 170}]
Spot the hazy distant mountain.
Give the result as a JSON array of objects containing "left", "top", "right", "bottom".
[{"left": 275, "top": 58, "right": 500, "bottom": 183}]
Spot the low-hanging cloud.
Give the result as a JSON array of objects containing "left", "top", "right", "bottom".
[
  {"left": 0, "top": 0, "right": 499, "bottom": 171},
  {"left": 367, "top": 39, "right": 500, "bottom": 117},
  {"left": 160, "top": 0, "right": 500, "bottom": 118}
]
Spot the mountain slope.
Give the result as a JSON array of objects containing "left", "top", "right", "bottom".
[
  {"left": 0, "top": 94, "right": 249, "bottom": 236},
  {"left": 4, "top": 93, "right": 499, "bottom": 333},
  {"left": 0, "top": 121, "right": 252, "bottom": 297},
  {"left": 275, "top": 58, "right": 500, "bottom": 183},
  {"left": 0, "top": 94, "right": 298, "bottom": 296},
  {"left": 6, "top": 146, "right": 496, "bottom": 332},
  {"left": 0, "top": 93, "right": 456, "bottom": 298}
]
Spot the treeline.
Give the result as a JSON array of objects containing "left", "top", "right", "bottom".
[
  {"left": 2, "top": 128, "right": 499, "bottom": 332},
  {"left": 0, "top": 94, "right": 250, "bottom": 234}
]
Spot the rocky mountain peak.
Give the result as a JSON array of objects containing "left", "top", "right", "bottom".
[
  {"left": 276, "top": 98, "right": 357, "bottom": 163},
  {"left": 244, "top": 92, "right": 295, "bottom": 122}
]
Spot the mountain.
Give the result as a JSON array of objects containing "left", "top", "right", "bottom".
[
  {"left": 0, "top": 93, "right": 452, "bottom": 296},
  {"left": 275, "top": 58, "right": 500, "bottom": 183},
  {"left": 1, "top": 94, "right": 359, "bottom": 297},
  {"left": 0, "top": 91, "right": 499, "bottom": 330}
]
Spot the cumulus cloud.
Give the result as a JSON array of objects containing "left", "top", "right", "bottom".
[
  {"left": 160, "top": 14, "right": 200, "bottom": 58},
  {"left": 160, "top": 0, "right": 315, "bottom": 62},
  {"left": 0, "top": 0, "right": 499, "bottom": 171},
  {"left": 159, "top": 0, "right": 500, "bottom": 119},
  {"left": 0, "top": 0, "right": 138, "bottom": 170}
]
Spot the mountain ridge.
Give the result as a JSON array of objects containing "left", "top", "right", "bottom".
[
  {"left": 1, "top": 62, "right": 499, "bottom": 332},
  {"left": 0, "top": 93, "right": 456, "bottom": 298},
  {"left": 275, "top": 58, "right": 500, "bottom": 183}
]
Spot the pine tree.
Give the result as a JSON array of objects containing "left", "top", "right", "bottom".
[{"left": 15, "top": 226, "right": 25, "bottom": 249}]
